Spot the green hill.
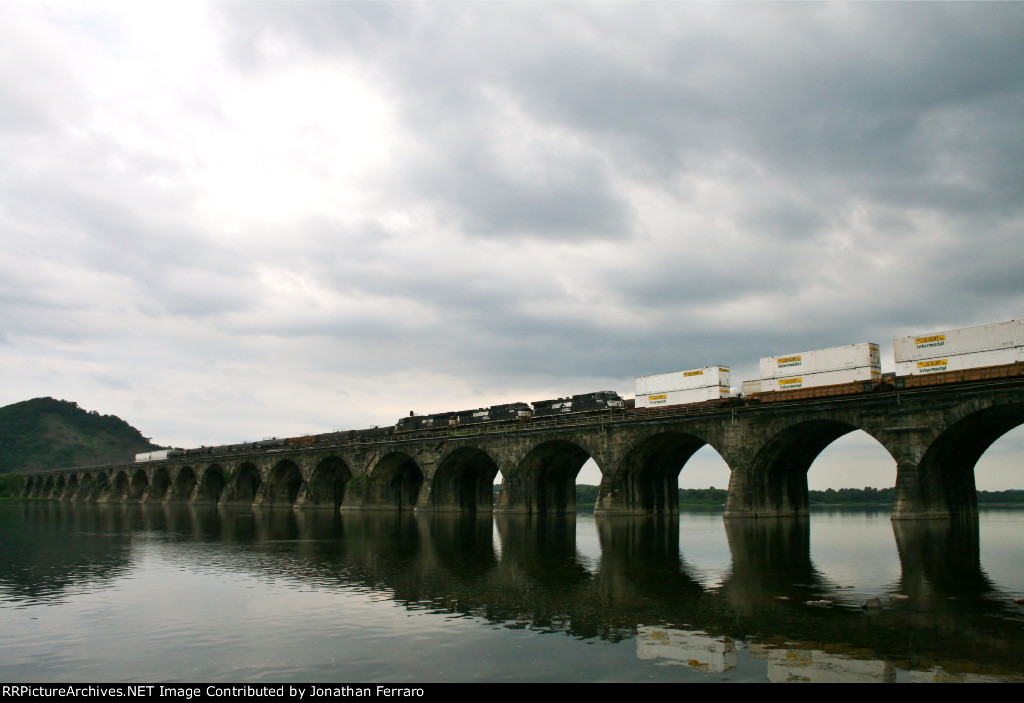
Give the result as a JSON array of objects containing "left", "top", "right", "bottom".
[{"left": 0, "top": 397, "right": 162, "bottom": 473}]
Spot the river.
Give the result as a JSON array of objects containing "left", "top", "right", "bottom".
[{"left": 1, "top": 503, "right": 1022, "bottom": 683}]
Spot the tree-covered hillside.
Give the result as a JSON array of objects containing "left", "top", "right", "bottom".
[{"left": 0, "top": 398, "right": 161, "bottom": 473}]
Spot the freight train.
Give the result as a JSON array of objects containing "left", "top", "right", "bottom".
[{"left": 136, "top": 319, "right": 1023, "bottom": 462}]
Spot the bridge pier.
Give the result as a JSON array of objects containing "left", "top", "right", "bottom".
[
  {"left": 722, "top": 464, "right": 809, "bottom": 518},
  {"left": 593, "top": 470, "right": 681, "bottom": 516},
  {"left": 890, "top": 459, "right": 979, "bottom": 520}
]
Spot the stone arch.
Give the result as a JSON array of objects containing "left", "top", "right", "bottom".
[
  {"left": 129, "top": 469, "right": 150, "bottom": 501},
  {"left": 54, "top": 474, "right": 67, "bottom": 499},
  {"left": 497, "top": 439, "right": 594, "bottom": 514},
  {"left": 110, "top": 471, "right": 130, "bottom": 502},
  {"left": 731, "top": 418, "right": 894, "bottom": 517},
  {"left": 87, "top": 472, "right": 109, "bottom": 502},
  {"left": 148, "top": 468, "right": 171, "bottom": 503},
  {"left": 305, "top": 456, "right": 352, "bottom": 510},
  {"left": 431, "top": 446, "right": 500, "bottom": 512},
  {"left": 264, "top": 459, "right": 304, "bottom": 507},
  {"left": 899, "top": 400, "right": 1024, "bottom": 520},
  {"left": 598, "top": 429, "right": 719, "bottom": 515},
  {"left": 197, "top": 465, "right": 227, "bottom": 504},
  {"left": 223, "top": 462, "right": 262, "bottom": 506},
  {"left": 64, "top": 474, "right": 80, "bottom": 501},
  {"left": 170, "top": 467, "right": 198, "bottom": 502},
  {"left": 366, "top": 452, "right": 424, "bottom": 511}
]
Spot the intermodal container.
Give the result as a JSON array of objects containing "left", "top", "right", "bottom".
[
  {"left": 635, "top": 366, "right": 730, "bottom": 396},
  {"left": 741, "top": 379, "right": 763, "bottom": 395},
  {"left": 134, "top": 450, "right": 170, "bottom": 463},
  {"left": 760, "top": 366, "right": 881, "bottom": 392},
  {"left": 760, "top": 343, "right": 880, "bottom": 380},
  {"left": 893, "top": 320, "right": 1024, "bottom": 362},
  {"left": 894, "top": 347, "right": 1024, "bottom": 376},
  {"left": 635, "top": 386, "right": 731, "bottom": 408}
]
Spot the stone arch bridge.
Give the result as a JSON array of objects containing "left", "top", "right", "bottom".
[{"left": 21, "top": 377, "right": 1024, "bottom": 520}]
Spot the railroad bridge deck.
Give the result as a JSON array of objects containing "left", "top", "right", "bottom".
[{"left": 21, "top": 376, "right": 1024, "bottom": 520}]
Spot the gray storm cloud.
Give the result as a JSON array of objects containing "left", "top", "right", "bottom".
[{"left": 1, "top": 2, "right": 1022, "bottom": 487}]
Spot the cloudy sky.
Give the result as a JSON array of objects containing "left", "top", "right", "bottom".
[{"left": 2, "top": 2, "right": 1023, "bottom": 489}]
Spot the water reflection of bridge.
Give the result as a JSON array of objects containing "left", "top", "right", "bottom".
[
  {"left": 22, "top": 376, "right": 1024, "bottom": 520},
  {"left": 4, "top": 503, "right": 1021, "bottom": 681}
]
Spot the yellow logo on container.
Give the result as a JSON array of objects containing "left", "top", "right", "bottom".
[
  {"left": 918, "top": 359, "right": 947, "bottom": 368},
  {"left": 779, "top": 377, "right": 803, "bottom": 386},
  {"left": 777, "top": 356, "right": 801, "bottom": 364},
  {"left": 915, "top": 334, "right": 945, "bottom": 346},
  {"left": 683, "top": 370, "right": 703, "bottom": 377},
  {"left": 649, "top": 394, "right": 667, "bottom": 400}
]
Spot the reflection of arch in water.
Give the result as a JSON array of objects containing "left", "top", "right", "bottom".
[
  {"left": 422, "top": 513, "right": 497, "bottom": 576},
  {"left": 593, "top": 515, "right": 703, "bottom": 600},
  {"left": 720, "top": 516, "right": 837, "bottom": 610},
  {"left": 497, "top": 439, "right": 593, "bottom": 514},
  {"left": 365, "top": 453, "right": 423, "bottom": 511},
  {"left": 493, "top": 513, "right": 584, "bottom": 585},
  {"left": 431, "top": 447, "right": 499, "bottom": 512},
  {"left": 891, "top": 519, "right": 994, "bottom": 600}
]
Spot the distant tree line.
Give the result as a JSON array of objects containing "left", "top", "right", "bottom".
[
  {"left": 6, "top": 477, "right": 1024, "bottom": 503},
  {"left": 572, "top": 485, "right": 1024, "bottom": 507}
]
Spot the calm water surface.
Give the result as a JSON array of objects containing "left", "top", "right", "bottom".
[{"left": 1, "top": 503, "right": 1023, "bottom": 683}]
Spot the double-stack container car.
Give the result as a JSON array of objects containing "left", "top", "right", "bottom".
[
  {"left": 758, "top": 343, "right": 881, "bottom": 393},
  {"left": 894, "top": 320, "right": 1024, "bottom": 376},
  {"left": 634, "top": 366, "right": 731, "bottom": 408}
]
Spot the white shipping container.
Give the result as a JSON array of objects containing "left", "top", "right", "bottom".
[
  {"left": 760, "top": 343, "right": 880, "bottom": 380},
  {"left": 636, "top": 386, "right": 730, "bottom": 408},
  {"left": 135, "top": 450, "right": 170, "bottom": 462},
  {"left": 741, "top": 379, "right": 763, "bottom": 395},
  {"left": 760, "top": 367, "right": 881, "bottom": 392},
  {"left": 893, "top": 319, "right": 1024, "bottom": 362},
  {"left": 635, "top": 366, "right": 730, "bottom": 396},
  {"left": 894, "top": 347, "right": 1024, "bottom": 376}
]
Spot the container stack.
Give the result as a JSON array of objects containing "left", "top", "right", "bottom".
[
  {"left": 740, "top": 379, "right": 763, "bottom": 395},
  {"left": 634, "top": 366, "right": 731, "bottom": 408},
  {"left": 758, "top": 343, "right": 881, "bottom": 392},
  {"left": 893, "top": 320, "right": 1024, "bottom": 375}
]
